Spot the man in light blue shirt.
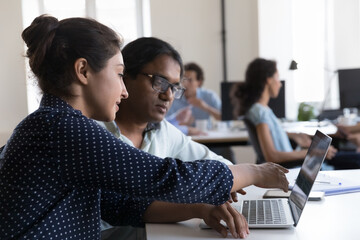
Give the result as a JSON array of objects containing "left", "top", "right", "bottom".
[
  {"left": 166, "top": 87, "right": 222, "bottom": 121},
  {"left": 166, "top": 62, "right": 234, "bottom": 162},
  {"left": 166, "top": 62, "right": 222, "bottom": 131}
]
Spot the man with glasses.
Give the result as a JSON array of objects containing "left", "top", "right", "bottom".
[
  {"left": 97, "top": 37, "right": 244, "bottom": 240},
  {"left": 140, "top": 73, "right": 186, "bottom": 99}
]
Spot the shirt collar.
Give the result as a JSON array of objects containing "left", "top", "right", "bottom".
[
  {"left": 144, "top": 122, "right": 160, "bottom": 133},
  {"left": 40, "top": 94, "right": 82, "bottom": 115}
]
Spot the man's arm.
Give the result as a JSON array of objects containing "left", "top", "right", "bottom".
[
  {"left": 187, "top": 97, "right": 221, "bottom": 120},
  {"left": 143, "top": 201, "right": 249, "bottom": 238}
]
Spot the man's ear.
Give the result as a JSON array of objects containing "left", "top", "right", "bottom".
[{"left": 74, "top": 58, "right": 89, "bottom": 85}]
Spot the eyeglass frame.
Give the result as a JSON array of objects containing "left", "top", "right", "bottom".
[{"left": 140, "top": 73, "right": 186, "bottom": 99}]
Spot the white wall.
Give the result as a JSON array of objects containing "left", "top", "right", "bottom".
[
  {"left": 226, "top": 0, "right": 259, "bottom": 81},
  {"left": 326, "top": 0, "right": 360, "bottom": 109},
  {"left": 150, "top": 0, "right": 258, "bottom": 95},
  {"left": 150, "top": 0, "right": 222, "bottom": 94},
  {"left": 258, "top": 0, "right": 296, "bottom": 119},
  {"left": 333, "top": 0, "right": 360, "bottom": 69},
  {"left": 0, "top": 0, "right": 27, "bottom": 145}
]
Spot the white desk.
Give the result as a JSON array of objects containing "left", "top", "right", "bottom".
[
  {"left": 191, "top": 129, "right": 249, "bottom": 146},
  {"left": 191, "top": 121, "right": 337, "bottom": 147},
  {"left": 146, "top": 169, "right": 360, "bottom": 240},
  {"left": 281, "top": 121, "right": 338, "bottom": 136}
]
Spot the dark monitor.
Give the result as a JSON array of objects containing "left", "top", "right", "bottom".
[
  {"left": 338, "top": 68, "right": 360, "bottom": 109},
  {"left": 317, "top": 109, "right": 343, "bottom": 121},
  {"left": 268, "top": 80, "right": 286, "bottom": 119},
  {"left": 221, "top": 81, "right": 240, "bottom": 121},
  {"left": 221, "top": 80, "right": 286, "bottom": 121}
]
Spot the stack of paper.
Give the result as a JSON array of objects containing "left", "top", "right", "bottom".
[
  {"left": 287, "top": 169, "right": 360, "bottom": 196},
  {"left": 311, "top": 172, "right": 360, "bottom": 196}
]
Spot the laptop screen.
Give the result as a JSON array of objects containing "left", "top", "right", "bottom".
[{"left": 288, "top": 130, "right": 332, "bottom": 226}]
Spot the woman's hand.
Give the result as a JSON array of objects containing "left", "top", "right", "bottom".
[
  {"left": 200, "top": 202, "right": 249, "bottom": 238},
  {"left": 228, "top": 163, "right": 289, "bottom": 194},
  {"left": 252, "top": 163, "right": 289, "bottom": 191},
  {"left": 228, "top": 190, "right": 247, "bottom": 203},
  {"left": 289, "top": 133, "right": 312, "bottom": 148}
]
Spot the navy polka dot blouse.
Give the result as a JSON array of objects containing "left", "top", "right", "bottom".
[{"left": 0, "top": 94, "right": 233, "bottom": 240}]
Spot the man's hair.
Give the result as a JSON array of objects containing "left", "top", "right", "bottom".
[{"left": 184, "top": 62, "right": 204, "bottom": 82}]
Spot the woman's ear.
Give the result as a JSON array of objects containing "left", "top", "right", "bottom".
[
  {"left": 74, "top": 58, "right": 89, "bottom": 85},
  {"left": 266, "top": 76, "right": 273, "bottom": 85}
]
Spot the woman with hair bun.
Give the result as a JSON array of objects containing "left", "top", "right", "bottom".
[{"left": 0, "top": 16, "right": 288, "bottom": 240}]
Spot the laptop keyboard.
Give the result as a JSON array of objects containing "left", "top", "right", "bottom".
[{"left": 236, "top": 199, "right": 288, "bottom": 225}]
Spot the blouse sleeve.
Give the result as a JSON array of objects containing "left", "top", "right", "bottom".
[
  {"left": 0, "top": 145, "right": 5, "bottom": 168},
  {"left": 100, "top": 190, "right": 153, "bottom": 227},
  {"left": 53, "top": 112, "right": 233, "bottom": 206}
]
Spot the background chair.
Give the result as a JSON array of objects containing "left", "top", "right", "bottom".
[
  {"left": 243, "top": 118, "right": 266, "bottom": 164},
  {"left": 243, "top": 117, "right": 303, "bottom": 168}
]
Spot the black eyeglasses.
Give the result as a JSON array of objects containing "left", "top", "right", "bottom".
[{"left": 140, "top": 73, "right": 186, "bottom": 99}]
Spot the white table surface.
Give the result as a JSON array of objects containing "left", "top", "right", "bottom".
[
  {"left": 146, "top": 169, "right": 360, "bottom": 240},
  {"left": 281, "top": 121, "right": 338, "bottom": 136},
  {"left": 191, "top": 121, "right": 337, "bottom": 145}
]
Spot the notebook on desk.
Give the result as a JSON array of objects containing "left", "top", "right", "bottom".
[{"left": 200, "top": 130, "right": 331, "bottom": 228}]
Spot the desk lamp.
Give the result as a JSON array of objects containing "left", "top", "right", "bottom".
[{"left": 289, "top": 60, "right": 298, "bottom": 70}]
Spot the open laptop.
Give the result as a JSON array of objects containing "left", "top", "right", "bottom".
[{"left": 201, "top": 130, "right": 331, "bottom": 228}]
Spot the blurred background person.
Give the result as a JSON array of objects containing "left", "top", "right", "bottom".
[
  {"left": 166, "top": 62, "right": 234, "bottom": 162},
  {"left": 167, "top": 62, "right": 221, "bottom": 131},
  {"left": 232, "top": 58, "right": 360, "bottom": 169}
]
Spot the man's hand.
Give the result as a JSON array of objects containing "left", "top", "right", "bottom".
[
  {"left": 325, "top": 145, "right": 337, "bottom": 160},
  {"left": 200, "top": 202, "right": 249, "bottom": 238},
  {"left": 347, "top": 133, "right": 360, "bottom": 152},
  {"left": 187, "top": 97, "right": 206, "bottom": 109},
  {"left": 175, "top": 107, "right": 194, "bottom": 126},
  {"left": 187, "top": 127, "right": 207, "bottom": 136}
]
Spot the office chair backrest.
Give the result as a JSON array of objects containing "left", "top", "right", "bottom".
[
  {"left": 243, "top": 118, "right": 266, "bottom": 164},
  {"left": 244, "top": 117, "right": 305, "bottom": 168}
]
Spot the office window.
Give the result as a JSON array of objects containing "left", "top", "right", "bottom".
[
  {"left": 96, "top": 0, "right": 138, "bottom": 44},
  {"left": 22, "top": 0, "right": 147, "bottom": 113},
  {"left": 43, "top": 0, "right": 86, "bottom": 18}
]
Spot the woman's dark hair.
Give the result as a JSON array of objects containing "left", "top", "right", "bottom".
[
  {"left": 22, "top": 14, "right": 123, "bottom": 97},
  {"left": 121, "top": 37, "right": 183, "bottom": 79},
  {"left": 184, "top": 62, "right": 204, "bottom": 82},
  {"left": 232, "top": 58, "right": 277, "bottom": 116}
]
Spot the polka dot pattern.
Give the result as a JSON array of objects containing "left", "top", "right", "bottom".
[
  {"left": 0, "top": 94, "right": 233, "bottom": 239},
  {"left": 100, "top": 190, "right": 152, "bottom": 228}
]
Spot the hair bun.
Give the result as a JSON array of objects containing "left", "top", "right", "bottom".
[{"left": 22, "top": 14, "right": 59, "bottom": 76}]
